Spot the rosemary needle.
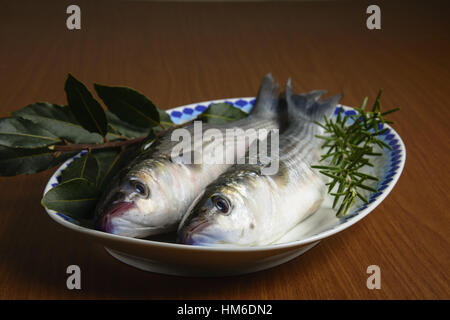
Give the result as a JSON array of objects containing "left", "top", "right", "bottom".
[{"left": 312, "top": 89, "right": 399, "bottom": 216}]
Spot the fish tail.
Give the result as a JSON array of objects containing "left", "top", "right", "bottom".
[
  {"left": 248, "top": 73, "right": 282, "bottom": 120},
  {"left": 285, "top": 79, "right": 343, "bottom": 123}
]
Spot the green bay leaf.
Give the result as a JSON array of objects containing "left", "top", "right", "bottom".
[
  {"left": 65, "top": 74, "right": 108, "bottom": 136},
  {"left": 157, "top": 108, "right": 174, "bottom": 128},
  {"left": 105, "top": 110, "right": 152, "bottom": 139},
  {"left": 41, "top": 178, "right": 100, "bottom": 220},
  {"left": 197, "top": 102, "right": 248, "bottom": 124},
  {"left": 60, "top": 152, "right": 99, "bottom": 184},
  {"left": 94, "top": 84, "right": 160, "bottom": 128},
  {"left": 93, "top": 145, "right": 141, "bottom": 187},
  {"left": 93, "top": 150, "right": 121, "bottom": 186},
  {"left": 0, "top": 146, "right": 75, "bottom": 176},
  {"left": 0, "top": 117, "right": 60, "bottom": 148},
  {"left": 13, "top": 102, "right": 103, "bottom": 144}
]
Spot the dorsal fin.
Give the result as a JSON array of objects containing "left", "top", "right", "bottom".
[
  {"left": 285, "top": 79, "right": 342, "bottom": 123},
  {"left": 248, "top": 73, "right": 281, "bottom": 119}
]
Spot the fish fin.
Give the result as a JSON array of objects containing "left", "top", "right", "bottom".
[
  {"left": 285, "top": 80, "right": 342, "bottom": 123},
  {"left": 249, "top": 73, "right": 281, "bottom": 120},
  {"left": 311, "top": 94, "right": 343, "bottom": 122}
]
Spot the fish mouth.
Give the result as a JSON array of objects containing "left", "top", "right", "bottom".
[
  {"left": 96, "top": 201, "right": 136, "bottom": 233},
  {"left": 178, "top": 220, "right": 213, "bottom": 245},
  {"left": 96, "top": 201, "right": 173, "bottom": 238}
]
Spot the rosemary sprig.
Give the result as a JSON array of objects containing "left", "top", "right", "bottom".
[{"left": 312, "top": 89, "right": 399, "bottom": 216}]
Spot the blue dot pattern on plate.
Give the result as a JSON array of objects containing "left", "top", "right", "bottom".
[
  {"left": 51, "top": 100, "right": 403, "bottom": 234},
  {"left": 169, "top": 98, "right": 256, "bottom": 124}
]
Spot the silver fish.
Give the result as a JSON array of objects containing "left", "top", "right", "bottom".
[
  {"left": 94, "top": 74, "right": 284, "bottom": 238},
  {"left": 177, "top": 81, "right": 342, "bottom": 246}
]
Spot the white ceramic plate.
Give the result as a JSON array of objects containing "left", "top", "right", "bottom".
[{"left": 43, "top": 97, "right": 406, "bottom": 277}]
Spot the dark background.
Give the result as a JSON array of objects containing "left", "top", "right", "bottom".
[{"left": 0, "top": 0, "right": 448, "bottom": 299}]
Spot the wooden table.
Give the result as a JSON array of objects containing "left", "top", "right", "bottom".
[{"left": 0, "top": 0, "right": 448, "bottom": 300}]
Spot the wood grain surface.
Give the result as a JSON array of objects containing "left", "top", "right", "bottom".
[{"left": 0, "top": 0, "right": 448, "bottom": 300}]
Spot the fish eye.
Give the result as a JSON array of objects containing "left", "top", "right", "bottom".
[
  {"left": 131, "top": 180, "right": 149, "bottom": 198},
  {"left": 211, "top": 195, "right": 231, "bottom": 215}
]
